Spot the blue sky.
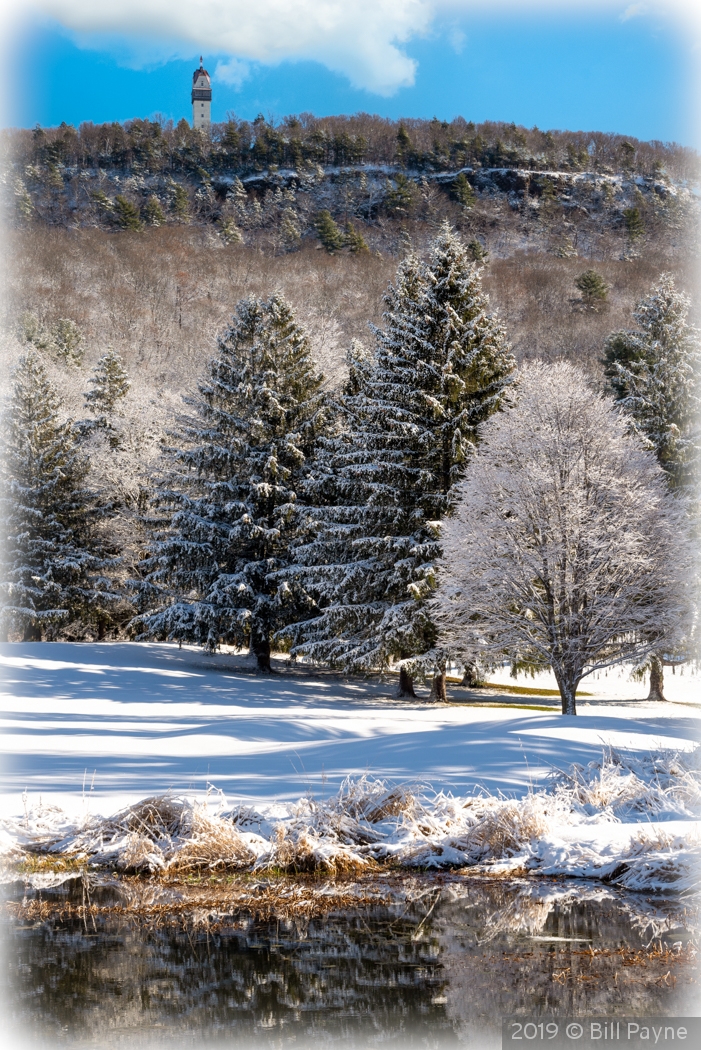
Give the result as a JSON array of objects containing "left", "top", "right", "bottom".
[{"left": 3, "top": 2, "right": 699, "bottom": 146}]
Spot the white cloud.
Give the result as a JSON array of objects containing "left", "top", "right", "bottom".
[
  {"left": 11, "top": 1, "right": 701, "bottom": 97},
  {"left": 215, "top": 58, "right": 250, "bottom": 89},
  {"left": 621, "top": 4, "right": 647, "bottom": 21},
  {"left": 26, "top": 0, "right": 433, "bottom": 96}
]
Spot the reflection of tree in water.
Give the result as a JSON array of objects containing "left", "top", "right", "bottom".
[
  {"left": 434, "top": 880, "right": 699, "bottom": 1036},
  {"left": 5, "top": 878, "right": 698, "bottom": 1048}
]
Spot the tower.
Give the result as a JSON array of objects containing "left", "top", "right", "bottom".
[{"left": 192, "top": 58, "right": 212, "bottom": 130}]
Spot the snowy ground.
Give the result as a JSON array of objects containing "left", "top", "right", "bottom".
[{"left": 1, "top": 642, "right": 700, "bottom": 891}]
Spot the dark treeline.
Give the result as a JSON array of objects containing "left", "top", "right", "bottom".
[{"left": 4, "top": 113, "right": 699, "bottom": 182}]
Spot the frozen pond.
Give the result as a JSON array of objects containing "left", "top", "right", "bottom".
[{"left": 3, "top": 875, "right": 698, "bottom": 1049}]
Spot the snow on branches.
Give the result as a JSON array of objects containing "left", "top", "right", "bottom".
[
  {"left": 137, "top": 294, "right": 329, "bottom": 669},
  {"left": 0, "top": 352, "right": 115, "bottom": 640},
  {"left": 603, "top": 273, "right": 700, "bottom": 490},
  {"left": 434, "top": 361, "right": 695, "bottom": 715},
  {"left": 283, "top": 224, "right": 515, "bottom": 687}
]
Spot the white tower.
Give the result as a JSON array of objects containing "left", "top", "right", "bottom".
[{"left": 192, "top": 58, "right": 212, "bottom": 130}]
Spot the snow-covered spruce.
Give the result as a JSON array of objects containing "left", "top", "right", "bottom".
[
  {"left": 0, "top": 352, "right": 117, "bottom": 642},
  {"left": 604, "top": 274, "right": 700, "bottom": 701},
  {"left": 283, "top": 224, "right": 515, "bottom": 697},
  {"left": 2, "top": 749, "right": 699, "bottom": 895},
  {"left": 433, "top": 361, "right": 695, "bottom": 715},
  {"left": 604, "top": 273, "right": 700, "bottom": 491},
  {"left": 136, "top": 294, "right": 329, "bottom": 669}
]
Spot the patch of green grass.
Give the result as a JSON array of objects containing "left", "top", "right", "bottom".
[
  {"left": 448, "top": 701, "right": 556, "bottom": 712},
  {"left": 480, "top": 683, "right": 592, "bottom": 697}
]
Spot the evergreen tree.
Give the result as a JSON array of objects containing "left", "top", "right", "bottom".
[
  {"left": 452, "top": 173, "right": 476, "bottom": 208},
  {"left": 315, "top": 210, "right": 344, "bottom": 252},
  {"left": 603, "top": 273, "right": 700, "bottom": 489},
  {"left": 344, "top": 222, "right": 369, "bottom": 253},
  {"left": 84, "top": 349, "right": 131, "bottom": 415},
  {"left": 171, "top": 184, "right": 190, "bottom": 222},
  {"left": 384, "top": 174, "right": 416, "bottom": 215},
  {"left": 466, "top": 239, "right": 488, "bottom": 264},
  {"left": 138, "top": 295, "right": 329, "bottom": 669},
  {"left": 285, "top": 224, "right": 515, "bottom": 697},
  {"left": 114, "top": 195, "right": 141, "bottom": 230},
  {"left": 623, "top": 206, "right": 644, "bottom": 242},
  {"left": 603, "top": 273, "right": 700, "bottom": 700},
  {"left": 142, "top": 195, "right": 165, "bottom": 226},
  {"left": 396, "top": 124, "right": 412, "bottom": 163},
  {"left": 0, "top": 353, "right": 112, "bottom": 641},
  {"left": 575, "top": 269, "right": 608, "bottom": 307},
  {"left": 280, "top": 208, "right": 301, "bottom": 247}
]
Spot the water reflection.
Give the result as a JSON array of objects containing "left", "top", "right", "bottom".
[{"left": 3, "top": 877, "right": 698, "bottom": 1049}]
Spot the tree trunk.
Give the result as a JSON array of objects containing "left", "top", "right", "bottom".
[
  {"left": 554, "top": 669, "right": 577, "bottom": 715},
  {"left": 430, "top": 671, "right": 447, "bottom": 703},
  {"left": 397, "top": 666, "right": 416, "bottom": 698},
  {"left": 23, "top": 622, "right": 42, "bottom": 642},
  {"left": 250, "top": 627, "right": 272, "bottom": 673},
  {"left": 647, "top": 654, "right": 665, "bottom": 701}
]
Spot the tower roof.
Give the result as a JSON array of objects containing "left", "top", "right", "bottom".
[{"left": 193, "top": 58, "right": 210, "bottom": 82}]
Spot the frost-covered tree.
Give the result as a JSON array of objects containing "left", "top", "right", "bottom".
[
  {"left": 285, "top": 225, "right": 515, "bottom": 697},
  {"left": 138, "top": 294, "right": 329, "bottom": 670},
  {"left": 603, "top": 274, "right": 700, "bottom": 490},
  {"left": 84, "top": 349, "right": 131, "bottom": 415},
  {"left": 434, "top": 362, "right": 694, "bottom": 716},
  {"left": 603, "top": 274, "right": 700, "bottom": 700},
  {"left": 0, "top": 353, "right": 113, "bottom": 641}
]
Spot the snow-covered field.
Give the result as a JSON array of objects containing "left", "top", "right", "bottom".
[{"left": 1, "top": 642, "right": 700, "bottom": 891}]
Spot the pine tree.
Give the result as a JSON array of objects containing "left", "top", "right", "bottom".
[
  {"left": 603, "top": 273, "right": 700, "bottom": 700},
  {"left": 623, "top": 206, "right": 644, "bottom": 242},
  {"left": 171, "top": 184, "right": 190, "bottom": 223},
  {"left": 280, "top": 208, "right": 301, "bottom": 246},
  {"left": 575, "top": 269, "right": 608, "bottom": 308},
  {"left": 603, "top": 273, "right": 700, "bottom": 489},
  {"left": 396, "top": 124, "right": 412, "bottom": 163},
  {"left": 466, "top": 239, "right": 488, "bottom": 264},
  {"left": 84, "top": 349, "right": 131, "bottom": 415},
  {"left": 138, "top": 295, "right": 329, "bottom": 669},
  {"left": 384, "top": 174, "right": 416, "bottom": 215},
  {"left": 452, "top": 173, "right": 476, "bottom": 208},
  {"left": 114, "top": 195, "right": 141, "bottom": 230},
  {"left": 315, "top": 210, "right": 344, "bottom": 253},
  {"left": 142, "top": 195, "right": 165, "bottom": 227},
  {"left": 0, "top": 353, "right": 112, "bottom": 641},
  {"left": 344, "top": 222, "right": 369, "bottom": 253},
  {"left": 285, "top": 224, "right": 515, "bottom": 697}
]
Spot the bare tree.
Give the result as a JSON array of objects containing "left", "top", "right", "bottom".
[{"left": 434, "top": 361, "right": 695, "bottom": 715}]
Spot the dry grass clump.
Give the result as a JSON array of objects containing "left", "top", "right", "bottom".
[
  {"left": 61, "top": 793, "right": 254, "bottom": 874},
  {"left": 552, "top": 746, "right": 701, "bottom": 819},
  {"left": 332, "top": 775, "right": 420, "bottom": 823},
  {"left": 2, "top": 750, "right": 699, "bottom": 892},
  {"left": 456, "top": 795, "right": 554, "bottom": 862},
  {"left": 259, "top": 825, "right": 371, "bottom": 877}
]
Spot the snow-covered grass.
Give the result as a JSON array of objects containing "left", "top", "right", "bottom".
[{"left": 2, "top": 642, "right": 700, "bottom": 893}]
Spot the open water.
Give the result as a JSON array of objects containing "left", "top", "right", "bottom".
[{"left": 2, "top": 876, "right": 698, "bottom": 1049}]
